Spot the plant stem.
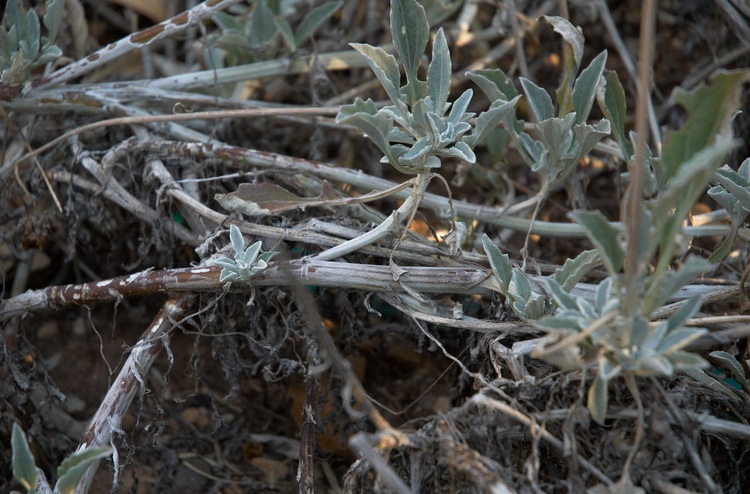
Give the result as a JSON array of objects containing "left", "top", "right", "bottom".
[{"left": 311, "top": 172, "right": 432, "bottom": 261}]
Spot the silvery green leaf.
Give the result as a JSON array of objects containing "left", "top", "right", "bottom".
[
  {"left": 714, "top": 166, "right": 750, "bottom": 207},
  {"left": 543, "top": 278, "right": 577, "bottom": 310},
  {"left": 351, "top": 43, "right": 405, "bottom": 109},
  {"left": 571, "top": 119, "right": 611, "bottom": 163},
  {"left": 389, "top": 127, "right": 416, "bottom": 144},
  {"left": 43, "top": 0, "right": 65, "bottom": 47},
  {"left": 666, "top": 296, "right": 702, "bottom": 332},
  {"left": 644, "top": 255, "right": 710, "bottom": 314},
  {"left": 574, "top": 297, "right": 597, "bottom": 320},
  {"left": 55, "top": 446, "right": 113, "bottom": 494},
  {"left": 426, "top": 111, "right": 448, "bottom": 142},
  {"left": 597, "top": 70, "right": 633, "bottom": 160},
  {"left": 259, "top": 251, "right": 276, "bottom": 263},
  {"left": 593, "top": 277, "right": 614, "bottom": 312},
  {"left": 570, "top": 210, "right": 625, "bottom": 275},
  {"left": 625, "top": 315, "right": 650, "bottom": 349},
  {"left": 524, "top": 292, "right": 547, "bottom": 320},
  {"left": 447, "top": 88, "right": 474, "bottom": 128},
  {"left": 544, "top": 16, "right": 584, "bottom": 72},
  {"left": 535, "top": 314, "right": 582, "bottom": 331},
  {"left": 482, "top": 234, "right": 511, "bottom": 293},
  {"left": 6, "top": 0, "right": 24, "bottom": 37},
  {"left": 401, "top": 136, "right": 433, "bottom": 163},
  {"left": 657, "top": 327, "right": 706, "bottom": 354},
  {"left": 295, "top": 1, "right": 343, "bottom": 47},
  {"left": 639, "top": 355, "right": 673, "bottom": 376},
  {"left": 427, "top": 28, "right": 451, "bottom": 115},
  {"left": 572, "top": 50, "right": 607, "bottom": 124},
  {"left": 553, "top": 249, "right": 599, "bottom": 292},
  {"left": 519, "top": 132, "right": 546, "bottom": 168},
  {"left": 391, "top": 0, "right": 429, "bottom": 106},
  {"left": 467, "top": 68, "right": 519, "bottom": 101},
  {"left": 213, "top": 257, "right": 239, "bottom": 271},
  {"left": 337, "top": 99, "right": 402, "bottom": 169},
  {"left": 26, "top": 8, "right": 40, "bottom": 59},
  {"left": 11, "top": 423, "right": 37, "bottom": 492},
  {"left": 536, "top": 115, "right": 573, "bottom": 170},
  {"left": 229, "top": 224, "right": 245, "bottom": 257},
  {"left": 241, "top": 240, "right": 263, "bottom": 267},
  {"left": 275, "top": 16, "right": 296, "bottom": 50},
  {"left": 220, "top": 269, "right": 240, "bottom": 282},
  {"left": 451, "top": 121, "right": 472, "bottom": 138},
  {"left": 423, "top": 155, "right": 441, "bottom": 169},
  {"left": 442, "top": 141, "right": 476, "bottom": 163},
  {"left": 463, "top": 95, "right": 521, "bottom": 149},
  {"left": 641, "top": 320, "right": 667, "bottom": 352},
  {"left": 709, "top": 350, "right": 750, "bottom": 390},
  {"left": 37, "top": 44, "right": 62, "bottom": 63},
  {"left": 510, "top": 269, "right": 533, "bottom": 301},
  {"left": 520, "top": 77, "right": 555, "bottom": 121},
  {"left": 412, "top": 98, "right": 430, "bottom": 132},
  {"left": 588, "top": 371, "right": 608, "bottom": 424},
  {"left": 668, "top": 350, "right": 708, "bottom": 369}
]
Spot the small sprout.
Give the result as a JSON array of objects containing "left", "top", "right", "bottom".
[{"left": 214, "top": 225, "right": 274, "bottom": 282}]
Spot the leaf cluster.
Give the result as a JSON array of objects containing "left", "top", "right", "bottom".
[
  {"left": 336, "top": 0, "right": 519, "bottom": 174},
  {"left": 0, "top": 0, "right": 63, "bottom": 84},
  {"left": 214, "top": 224, "right": 275, "bottom": 282},
  {"left": 208, "top": 0, "right": 342, "bottom": 68}
]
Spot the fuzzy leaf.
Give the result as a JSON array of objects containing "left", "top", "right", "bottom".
[
  {"left": 644, "top": 256, "right": 710, "bottom": 314},
  {"left": 543, "top": 277, "right": 577, "bottom": 310},
  {"left": 391, "top": 0, "right": 429, "bottom": 106},
  {"left": 709, "top": 351, "right": 750, "bottom": 391},
  {"left": 351, "top": 43, "right": 404, "bottom": 109},
  {"left": 544, "top": 16, "right": 584, "bottom": 74},
  {"left": 12, "top": 423, "right": 38, "bottom": 492},
  {"left": 520, "top": 77, "right": 554, "bottom": 122},
  {"left": 570, "top": 210, "right": 625, "bottom": 275},
  {"left": 43, "top": 0, "right": 65, "bottom": 47},
  {"left": 666, "top": 296, "right": 702, "bottom": 332},
  {"left": 229, "top": 224, "right": 245, "bottom": 257},
  {"left": 463, "top": 95, "right": 521, "bottom": 149},
  {"left": 572, "top": 50, "right": 607, "bottom": 124},
  {"left": 553, "top": 249, "right": 600, "bottom": 292},
  {"left": 55, "top": 446, "right": 113, "bottom": 494},
  {"left": 427, "top": 28, "right": 451, "bottom": 115},
  {"left": 657, "top": 327, "right": 706, "bottom": 355},
  {"left": 467, "top": 68, "right": 519, "bottom": 101},
  {"left": 482, "top": 234, "right": 511, "bottom": 294},
  {"left": 661, "top": 69, "right": 749, "bottom": 182},
  {"left": 597, "top": 70, "right": 632, "bottom": 160},
  {"left": 588, "top": 370, "right": 609, "bottom": 424}
]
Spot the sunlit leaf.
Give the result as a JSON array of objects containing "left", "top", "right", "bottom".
[
  {"left": 11, "top": 423, "right": 38, "bottom": 492},
  {"left": 570, "top": 210, "right": 625, "bottom": 274},
  {"left": 391, "top": 0, "right": 429, "bottom": 106}
]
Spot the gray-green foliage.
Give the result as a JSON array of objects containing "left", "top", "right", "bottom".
[
  {"left": 0, "top": 0, "right": 64, "bottom": 84},
  {"left": 337, "top": 0, "right": 520, "bottom": 175},
  {"left": 708, "top": 158, "right": 750, "bottom": 261},
  {"left": 208, "top": 0, "right": 343, "bottom": 68},
  {"left": 476, "top": 19, "right": 749, "bottom": 423},
  {"left": 467, "top": 17, "right": 611, "bottom": 193},
  {"left": 214, "top": 225, "right": 275, "bottom": 282},
  {"left": 12, "top": 423, "right": 112, "bottom": 494}
]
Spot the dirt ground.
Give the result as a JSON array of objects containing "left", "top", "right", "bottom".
[{"left": 2, "top": 1, "right": 750, "bottom": 493}]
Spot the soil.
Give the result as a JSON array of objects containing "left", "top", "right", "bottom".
[{"left": 2, "top": 1, "right": 750, "bottom": 493}]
